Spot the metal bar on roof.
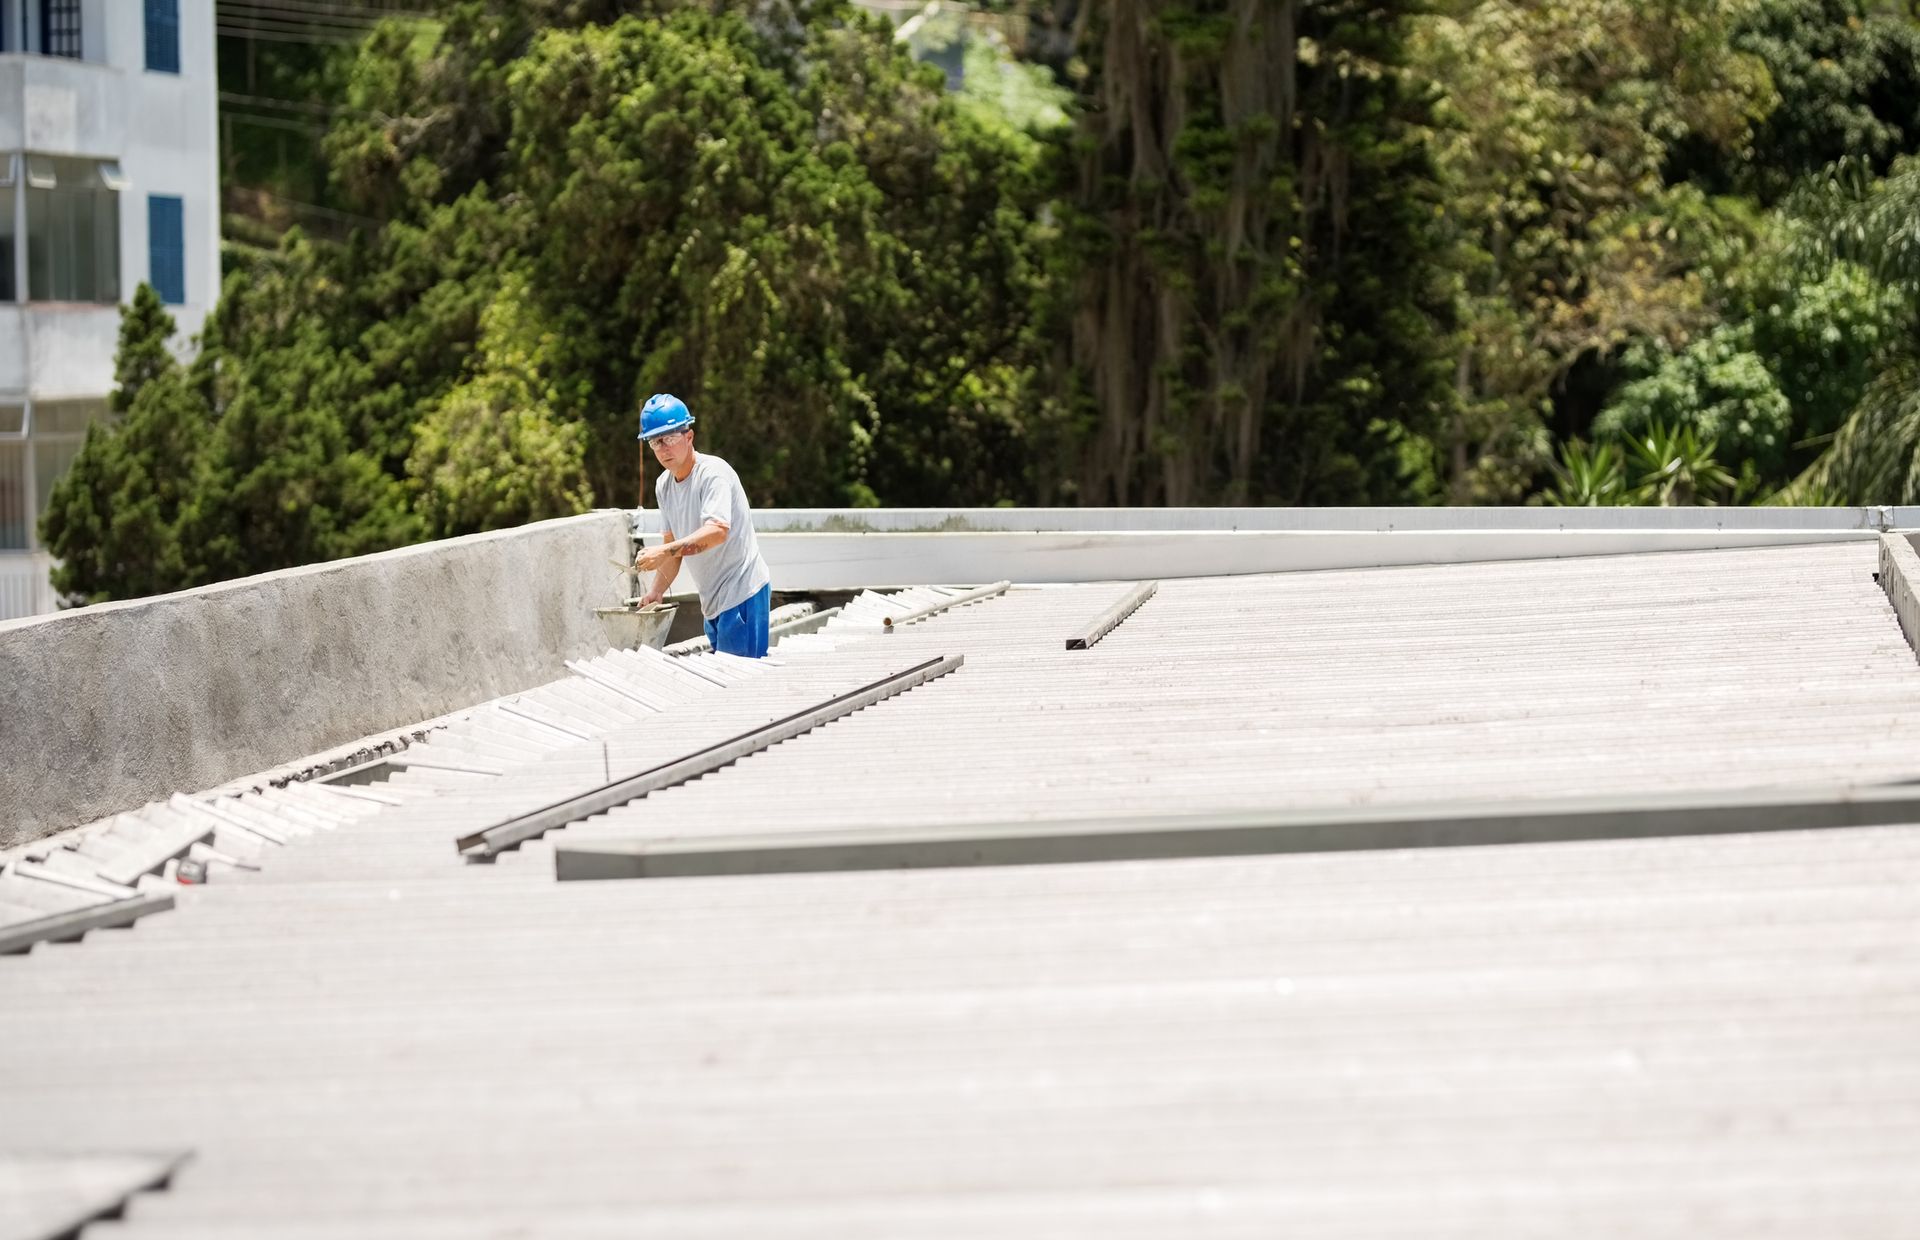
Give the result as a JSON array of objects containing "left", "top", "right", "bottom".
[
  {"left": 496, "top": 701, "right": 594, "bottom": 742},
  {"left": 667, "top": 656, "right": 736, "bottom": 688},
  {"left": 772, "top": 604, "right": 842, "bottom": 641},
  {"left": 173, "top": 794, "right": 289, "bottom": 846},
  {"left": 564, "top": 659, "right": 671, "bottom": 712},
  {"left": 307, "top": 782, "right": 405, "bottom": 807},
  {"left": 458, "top": 654, "right": 965, "bottom": 859},
  {"left": 1065, "top": 581, "right": 1157, "bottom": 650},
  {"left": 384, "top": 754, "right": 504, "bottom": 777},
  {"left": 7, "top": 861, "right": 138, "bottom": 900},
  {"left": 552, "top": 784, "right": 1920, "bottom": 880},
  {"left": 883, "top": 581, "right": 1009, "bottom": 628},
  {"left": 0, "top": 892, "right": 176, "bottom": 955}
]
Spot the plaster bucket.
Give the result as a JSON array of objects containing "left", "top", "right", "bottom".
[{"left": 593, "top": 602, "right": 677, "bottom": 650}]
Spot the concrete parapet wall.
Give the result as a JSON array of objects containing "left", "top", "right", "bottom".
[
  {"left": 0, "top": 512, "right": 632, "bottom": 847},
  {"left": 1880, "top": 532, "right": 1920, "bottom": 661}
]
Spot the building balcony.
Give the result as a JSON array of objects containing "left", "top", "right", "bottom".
[
  {"left": 0, "top": 302, "right": 119, "bottom": 395},
  {"left": 0, "top": 52, "right": 126, "bottom": 158}
]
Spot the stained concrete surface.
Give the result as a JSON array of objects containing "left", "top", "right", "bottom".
[{"left": 0, "top": 512, "right": 631, "bottom": 847}]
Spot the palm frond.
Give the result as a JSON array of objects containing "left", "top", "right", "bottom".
[
  {"left": 1787, "top": 156, "right": 1920, "bottom": 297},
  {"left": 1796, "top": 356, "right": 1920, "bottom": 503}
]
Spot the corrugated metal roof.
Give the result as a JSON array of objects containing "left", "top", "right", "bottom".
[
  {"left": 579, "top": 541, "right": 1920, "bottom": 846},
  {"left": 6, "top": 542, "right": 1920, "bottom": 1237}
]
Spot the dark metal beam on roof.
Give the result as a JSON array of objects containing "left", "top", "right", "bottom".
[
  {"left": 553, "top": 785, "right": 1920, "bottom": 881},
  {"left": 1065, "top": 581, "right": 1157, "bottom": 650},
  {"left": 457, "top": 655, "right": 966, "bottom": 859},
  {"left": 0, "top": 893, "right": 176, "bottom": 955}
]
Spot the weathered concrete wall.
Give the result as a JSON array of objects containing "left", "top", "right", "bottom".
[
  {"left": 0, "top": 512, "right": 632, "bottom": 846},
  {"left": 1881, "top": 532, "right": 1920, "bottom": 662}
]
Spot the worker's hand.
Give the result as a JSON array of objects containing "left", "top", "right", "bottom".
[
  {"left": 637, "top": 588, "right": 665, "bottom": 608},
  {"left": 634, "top": 544, "right": 673, "bottom": 573}
]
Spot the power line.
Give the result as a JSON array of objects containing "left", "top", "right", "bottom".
[
  {"left": 220, "top": 0, "right": 427, "bottom": 20},
  {"left": 220, "top": 12, "right": 389, "bottom": 37},
  {"left": 215, "top": 24, "right": 372, "bottom": 45},
  {"left": 218, "top": 90, "right": 342, "bottom": 117},
  {"left": 214, "top": 0, "right": 432, "bottom": 46},
  {"left": 226, "top": 185, "right": 386, "bottom": 229},
  {"left": 223, "top": 110, "right": 327, "bottom": 134},
  {"left": 223, "top": 7, "right": 388, "bottom": 30}
]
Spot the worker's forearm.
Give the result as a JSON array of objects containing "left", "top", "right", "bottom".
[
  {"left": 664, "top": 521, "right": 729, "bottom": 558},
  {"left": 649, "top": 555, "right": 682, "bottom": 595}
]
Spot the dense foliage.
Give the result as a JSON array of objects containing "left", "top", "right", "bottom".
[{"left": 41, "top": 0, "right": 1920, "bottom": 602}]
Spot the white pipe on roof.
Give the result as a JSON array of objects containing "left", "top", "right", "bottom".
[
  {"left": 740, "top": 527, "right": 1876, "bottom": 589},
  {"left": 635, "top": 505, "right": 1917, "bottom": 535}
]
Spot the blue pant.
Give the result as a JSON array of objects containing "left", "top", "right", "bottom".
[{"left": 704, "top": 583, "right": 772, "bottom": 658}]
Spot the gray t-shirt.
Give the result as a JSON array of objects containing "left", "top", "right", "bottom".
[{"left": 654, "top": 453, "right": 772, "bottom": 618}]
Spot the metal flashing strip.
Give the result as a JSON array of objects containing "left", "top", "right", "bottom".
[
  {"left": 553, "top": 784, "right": 1920, "bottom": 880},
  {"left": 382, "top": 754, "right": 505, "bottom": 777},
  {"left": 1066, "top": 581, "right": 1157, "bottom": 650},
  {"left": 457, "top": 654, "right": 966, "bottom": 859},
  {"left": 0, "top": 892, "right": 176, "bottom": 955},
  {"left": 883, "top": 581, "right": 1010, "bottom": 628}
]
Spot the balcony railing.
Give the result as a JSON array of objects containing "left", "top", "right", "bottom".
[{"left": 0, "top": 551, "right": 56, "bottom": 620}]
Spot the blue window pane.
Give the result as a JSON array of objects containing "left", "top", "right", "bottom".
[
  {"left": 145, "top": 0, "right": 179, "bottom": 74},
  {"left": 148, "top": 195, "right": 184, "bottom": 305}
]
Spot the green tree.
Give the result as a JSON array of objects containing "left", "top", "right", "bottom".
[
  {"left": 1720, "top": 0, "right": 1920, "bottom": 201},
  {"left": 47, "top": 2, "right": 1066, "bottom": 603},
  {"left": 1594, "top": 333, "right": 1792, "bottom": 478},
  {"left": 1784, "top": 157, "right": 1920, "bottom": 502},
  {"left": 39, "top": 291, "right": 209, "bottom": 602},
  {"left": 111, "top": 284, "right": 180, "bottom": 414},
  {"left": 406, "top": 277, "right": 594, "bottom": 536},
  {"left": 471, "top": 5, "right": 1055, "bottom": 504},
  {"left": 1059, "top": 0, "right": 1455, "bottom": 506},
  {"left": 1411, "top": 0, "right": 1775, "bottom": 501},
  {"left": 1593, "top": 236, "right": 1903, "bottom": 487}
]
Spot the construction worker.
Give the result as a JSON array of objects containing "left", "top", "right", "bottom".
[{"left": 633, "top": 393, "right": 774, "bottom": 657}]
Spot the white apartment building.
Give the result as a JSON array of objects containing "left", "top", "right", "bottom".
[{"left": 0, "top": 0, "right": 217, "bottom": 619}]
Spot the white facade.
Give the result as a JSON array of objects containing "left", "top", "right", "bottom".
[{"left": 0, "top": 0, "right": 217, "bottom": 618}]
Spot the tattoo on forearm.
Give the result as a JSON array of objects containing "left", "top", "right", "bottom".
[{"left": 671, "top": 541, "right": 707, "bottom": 557}]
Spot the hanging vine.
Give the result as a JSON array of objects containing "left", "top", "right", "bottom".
[{"left": 1060, "top": 0, "right": 1451, "bottom": 505}]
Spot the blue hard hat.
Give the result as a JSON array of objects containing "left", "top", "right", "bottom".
[{"left": 638, "top": 393, "right": 695, "bottom": 441}]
